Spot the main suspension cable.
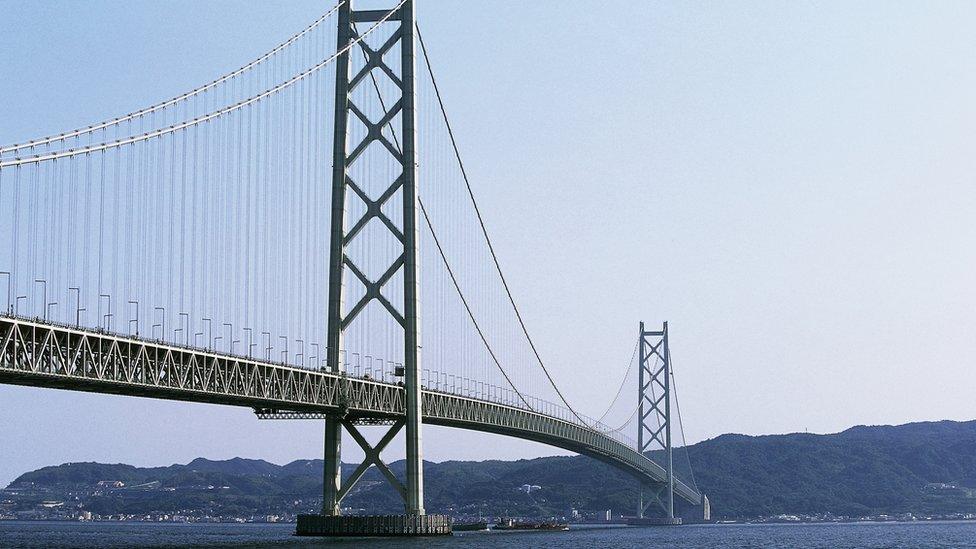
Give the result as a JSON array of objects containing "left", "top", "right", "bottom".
[
  {"left": 608, "top": 401, "right": 640, "bottom": 433},
  {"left": 1, "top": 0, "right": 405, "bottom": 168},
  {"left": 416, "top": 23, "right": 591, "bottom": 428},
  {"left": 596, "top": 337, "right": 639, "bottom": 423},
  {"left": 0, "top": 1, "right": 346, "bottom": 155},
  {"left": 667, "top": 344, "right": 698, "bottom": 490}
]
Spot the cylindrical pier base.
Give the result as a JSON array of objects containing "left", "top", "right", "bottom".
[
  {"left": 296, "top": 514, "right": 452, "bottom": 537},
  {"left": 626, "top": 517, "right": 683, "bottom": 526}
]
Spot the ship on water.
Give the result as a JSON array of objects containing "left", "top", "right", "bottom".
[
  {"left": 492, "top": 519, "right": 570, "bottom": 531},
  {"left": 453, "top": 521, "right": 489, "bottom": 532}
]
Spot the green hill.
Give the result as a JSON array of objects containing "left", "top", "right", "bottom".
[
  {"left": 7, "top": 419, "right": 976, "bottom": 520},
  {"left": 689, "top": 419, "right": 976, "bottom": 518}
]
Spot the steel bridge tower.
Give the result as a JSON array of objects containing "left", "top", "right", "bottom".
[
  {"left": 303, "top": 0, "right": 448, "bottom": 536},
  {"left": 636, "top": 321, "right": 678, "bottom": 524}
]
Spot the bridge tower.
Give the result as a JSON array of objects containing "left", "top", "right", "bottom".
[
  {"left": 636, "top": 321, "right": 679, "bottom": 524},
  {"left": 301, "top": 0, "right": 449, "bottom": 536}
]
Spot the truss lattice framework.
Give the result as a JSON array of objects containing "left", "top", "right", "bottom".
[
  {"left": 639, "top": 327, "right": 670, "bottom": 456},
  {"left": 0, "top": 315, "right": 700, "bottom": 504},
  {"left": 638, "top": 321, "right": 675, "bottom": 519},
  {"left": 325, "top": 0, "right": 425, "bottom": 516},
  {"left": 330, "top": 4, "right": 414, "bottom": 339}
]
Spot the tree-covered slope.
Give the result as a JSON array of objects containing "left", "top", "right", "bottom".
[{"left": 9, "top": 419, "right": 976, "bottom": 519}]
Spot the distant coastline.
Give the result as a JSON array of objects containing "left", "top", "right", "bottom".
[{"left": 4, "top": 418, "right": 976, "bottom": 523}]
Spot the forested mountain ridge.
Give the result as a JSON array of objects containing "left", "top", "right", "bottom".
[{"left": 8, "top": 419, "right": 976, "bottom": 520}]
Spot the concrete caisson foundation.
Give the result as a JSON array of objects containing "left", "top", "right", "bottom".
[
  {"left": 296, "top": 514, "right": 452, "bottom": 537},
  {"left": 626, "top": 517, "right": 683, "bottom": 526}
]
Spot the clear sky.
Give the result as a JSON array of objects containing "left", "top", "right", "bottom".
[{"left": 1, "top": 0, "right": 975, "bottom": 488}]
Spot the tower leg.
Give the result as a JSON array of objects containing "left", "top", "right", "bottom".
[
  {"left": 638, "top": 485, "right": 644, "bottom": 519},
  {"left": 323, "top": 0, "right": 350, "bottom": 521},
  {"left": 664, "top": 322, "right": 674, "bottom": 521},
  {"left": 399, "top": 0, "right": 424, "bottom": 516},
  {"left": 322, "top": 418, "right": 342, "bottom": 516},
  {"left": 637, "top": 322, "right": 645, "bottom": 519}
]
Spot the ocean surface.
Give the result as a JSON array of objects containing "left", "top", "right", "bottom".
[{"left": 1, "top": 521, "right": 975, "bottom": 548}]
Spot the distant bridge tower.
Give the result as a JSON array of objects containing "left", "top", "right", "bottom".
[{"left": 637, "top": 321, "right": 677, "bottom": 523}]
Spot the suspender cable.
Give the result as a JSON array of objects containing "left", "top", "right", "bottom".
[
  {"left": 0, "top": 0, "right": 407, "bottom": 169},
  {"left": 667, "top": 345, "right": 698, "bottom": 491},
  {"left": 419, "top": 197, "right": 533, "bottom": 411},
  {"left": 596, "top": 337, "right": 639, "bottom": 424},
  {"left": 0, "top": 1, "right": 346, "bottom": 156},
  {"left": 416, "top": 23, "right": 592, "bottom": 428}
]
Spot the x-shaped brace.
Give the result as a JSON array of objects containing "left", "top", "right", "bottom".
[
  {"left": 646, "top": 390, "right": 666, "bottom": 411},
  {"left": 344, "top": 24, "right": 404, "bottom": 164},
  {"left": 343, "top": 174, "right": 405, "bottom": 245},
  {"left": 641, "top": 340, "right": 664, "bottom": 365},
  {"left": 642, "top": 421, "right": 669, "bottom": 449},
  {"left": 347, "top": 100, "right": 403, "bottom": 164},
  {"left": 340, "top": 253, "right": 405, "bottom": 329},
  {"left": 650, "top": 374, "right": 667, "bottom": 394},
  {"left": 337, "top": 419, "right": 407, "bottom": 503},
  {"left": 640, "top": 418, "right": 668, "bottom": 448},
  {"left": 641, "top": 483, "right": 669, "bottom": 515},
  {"left": 348, "top": 25, "right": 403, "bottom": 90}
]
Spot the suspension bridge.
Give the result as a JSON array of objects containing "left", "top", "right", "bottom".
[{"left": 0, "top": 0, "right": 704, "bottom": 535}]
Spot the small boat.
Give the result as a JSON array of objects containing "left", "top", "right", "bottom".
[
  {"left": 453, "top": 521, "right": 489, "bottom": 531},
  {"left": 493, "top": 519, "right": 569, "bottom": 531}
]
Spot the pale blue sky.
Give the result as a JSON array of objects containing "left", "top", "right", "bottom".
[{"left": 1, "top": 1, "right": 975, "bottom": 487}]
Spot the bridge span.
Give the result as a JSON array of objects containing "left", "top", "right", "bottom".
[
  {"left": 0, "top": 315, "right": 701, "bottom": 505},
  {"left": 0, "top": 0, "right": 704, "bottom": 534}
]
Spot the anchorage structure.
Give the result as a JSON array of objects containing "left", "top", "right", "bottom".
[{"left": 637, "top": 321, "right": 677, "bottom": 523}]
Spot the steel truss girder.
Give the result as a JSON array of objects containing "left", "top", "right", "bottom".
[
  {"left": 0, "top": 315, "right": 700, "bottom": 505},
  {"left": 255, "top": 393, "right": 702, "bottom": 505}
]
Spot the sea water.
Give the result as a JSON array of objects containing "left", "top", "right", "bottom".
[{"left": 1, "top": 520, "right": 975, "bottom": 548}]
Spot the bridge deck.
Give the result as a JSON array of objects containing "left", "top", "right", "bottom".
[{"left": 0, "top": 315, "right": 700, "bottom": 504}]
